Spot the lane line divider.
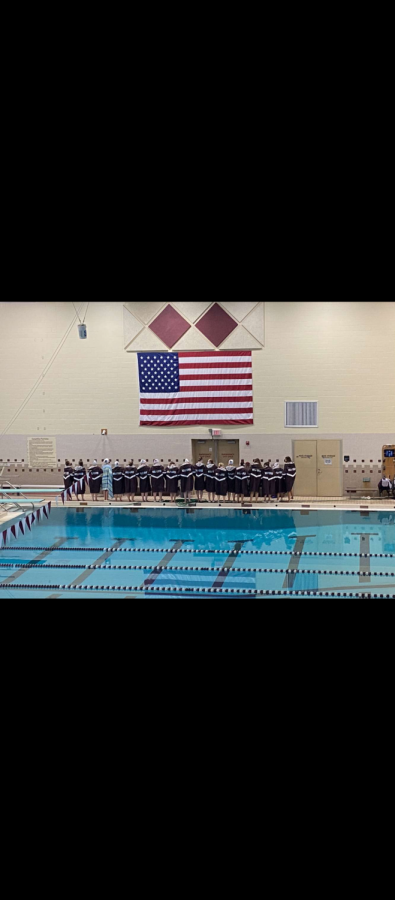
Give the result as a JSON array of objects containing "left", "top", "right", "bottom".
[
  {"left": 0, "top": 562, "right": 394, "bottom": 577},
  {"left": 0, "top": 583, "right": 394, "bottom": 597},
  {"left": 1, "top": 546, "right": 394, "bottom": 558}
]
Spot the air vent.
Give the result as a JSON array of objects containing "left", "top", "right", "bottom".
[{"left": 285, "top": 401, "right": 318, "bottom": 427}]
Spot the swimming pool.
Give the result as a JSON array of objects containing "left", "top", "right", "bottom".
[{"left": 0, "top": 507, "right": 394, "bottom": 598}]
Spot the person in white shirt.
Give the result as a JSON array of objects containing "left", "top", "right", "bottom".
[{"left": 378, "top": 476, "right": 391, "bottom": 497}]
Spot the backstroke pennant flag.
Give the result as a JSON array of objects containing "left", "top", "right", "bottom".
[
  {"left": 0, "top": 504, "right": 52, "bottom": 547},
  {"left": 138, "top": 351, "right": 253, "bottom": 426}
]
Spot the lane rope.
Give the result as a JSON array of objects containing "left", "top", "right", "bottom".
[
  {"left": 0, "top": 583, "right": 393, "bottom": 597},
  {"left": 0, "top": 561, "right": 394, "bottom": 577},
  {"left": 1, "top": 545, "right": 394, "bottom": 559}
]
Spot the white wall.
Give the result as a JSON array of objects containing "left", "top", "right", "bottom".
[{"left": 0, "top": 301, "right": 394, "bottom": 462}]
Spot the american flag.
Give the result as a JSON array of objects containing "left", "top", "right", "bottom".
[{"left": 138, "top": 351, "right": 253, "bottom": 425}]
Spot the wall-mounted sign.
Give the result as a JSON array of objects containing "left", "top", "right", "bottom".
[
  {"left": 323, "top": 458, "right": 332, "bottom": 465},
  {"left": 27, "top": 436, "right": 57, "bottom": 468},
  {"left": 344, "top": 456, "right": 350, "bottom": 462}
]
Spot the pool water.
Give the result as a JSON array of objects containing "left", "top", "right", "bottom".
[{"left": 0, "top": 507, "right": 394, "bottom": 598}]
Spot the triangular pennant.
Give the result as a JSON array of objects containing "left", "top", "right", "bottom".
[
  {"left": 48, "top": 501, "right": 51, "bottom": 514},
  {"left": 25, "top": 515, "right": 31, "bottom": 531},
  {"left": 36, "top": 508, "right": 41, "bottom": 522},
  {"left": 43, "top": 504, "right": 48, "bottom": 519},
  {"left": 11, "top": 524, "right": 17, "bottom": 539},
  {"left": 2, "top": 530, "right": 7, "bottom": 546},
  {"left": 6, "top": 527, "right": 12, "bottom": 543},
  {"left": 31, "top": 513, "right": 36, "bottom": 525},
  {"left": 19, "top": 519, "right": 25, "bottom": 535}
]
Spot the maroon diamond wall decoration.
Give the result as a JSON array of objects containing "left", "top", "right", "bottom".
[
  {"left": 149, "top": 304, "right": 191, "bottom": 348},
  {"left": 195, "top": 303, "right": 237, "bottom": 346}
]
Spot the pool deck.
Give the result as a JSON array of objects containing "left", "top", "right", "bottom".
[
  {"left": 1, "top": 495, "right": 394, "bottom": 527},
  {"left": 0, "top": 491, "right": 395, "bottom": 532}
]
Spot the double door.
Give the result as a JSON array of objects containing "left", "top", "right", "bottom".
[
  {"left": 191, "top": 439, "right": 239, "bottom": 466},
  {"left": 292, "top": 440, "right": 343, "bottom": 497}
]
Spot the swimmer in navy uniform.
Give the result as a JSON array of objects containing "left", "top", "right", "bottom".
[
  {"left": 235, "top": 462, "right": 249, "bottom": 502},
  {"left": 63, "top": 460, "right": 74, "bottom": 500},
  {"left": 262, "top": 462, "right": 276, "bottom": 501},
  {"left": 284, "top": 457, "right": 296, "bottom": 501},
  {"left": 273, "top": 462, "right": 285, "bottom": 501},
  {"left": 194, "top": 458, "right": 206, "bottom": 501},
  {"left": 205, "top": 459, "right": 216, "bottom": 502},
  {"left": 73, "top": 459, "right": 86, "bottom": 500},
  {"left": 150, "top": 459, "right": 165, "bottom": 501},
  {"left": 226, "top": 459, "right": 236, "bottom": 502},
  {"left": 215, "top": 463, "right": 227, "bottom": 499},
  {"left": 138, "top": 459, "right": 150, "bottom": 502},
  {"left": 249, "top": 459, "right": 262, "bottom": 502},
  {"left": 88, "top": 459, "right": 102, "bottom": 501},
  {"left": 179, "top": 459, "right": 194, "bottom": 499},
  {"left": 112, "top": 460, "right": 125, "bottom": 501},
  {"left": 165, "top": 462, "right": 179, "bottom": 502},
  {"left": 123, "top": 460, "right": 137, "bottom": 502}
]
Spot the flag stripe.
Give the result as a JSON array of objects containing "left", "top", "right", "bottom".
[
  {"left": 140, "top": 414, "right": 254, "bottom": 421},
  {"left": 180, "top": 371, "right": 251, "bottom": 378},
  {"left": 180, "top": 385, "right": 252, "bottom": 393},
  {"left": 180, "top": 366, "right": 252, "bottom": 381},
  {"left": 140, "top": 418, "right": 254, "bottom": 425},
  {"left": 140, "top": 405, "right": 253, "bottom": 413},
  {"left": 178, "top": 378, "right": 252, "bottom": 385},
  {"left": 178, "top": 351, "right": 250, "bottom": 358},
  {"left": 178, "top": 363, "right": 252, "bottom": 370},
  {"left": 141, "top": 395, "right": 252, "bottom": 404},
  {"left": 140, "top": 390, "right": 253, "bottom": 398}
]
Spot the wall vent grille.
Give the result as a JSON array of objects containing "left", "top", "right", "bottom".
[{"left": 285, "top": 401, "right": 318, "bottom": 427}]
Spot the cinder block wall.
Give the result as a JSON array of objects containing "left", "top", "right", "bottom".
[{"left": 0, "top": 301, "right": 394, "bottom": 470}]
